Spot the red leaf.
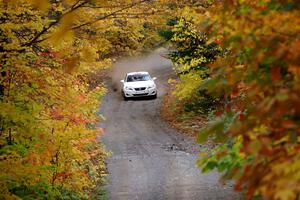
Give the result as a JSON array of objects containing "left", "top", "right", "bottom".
[
  {"left": 259, "top": 147, "right": 273, "bottom": 156},
  {"left": 56, "top": 172, "right": 72, "bottom": 178},
  {"left": 215, "top": 111, "right": 223, "bottom": 117},
  {"left": 215, "top": 38, "right": 222, "bottom": 44},
  {"left": 50, "top": 109, "right": 64, "bottom": 120},
  {"left": 282, "top": 120, "right": 296, "bottom": 129},
  {"left": 259, "top": 6, "right": 267, "bottom": 11},
  {"left": 40, "top": 52, "right": 50, "bottom": 57},
  {"left": 239, "top": 113, "right": 244, "bottom": 121},
  {"left": 270, "top": 67, "right": 281, "bottom": 81},
  {"left": 226, "top": 104, "right": 231, "bottom": 112},
  {"left": 231, "top": 87, "right": 239, "bottom": 98}
]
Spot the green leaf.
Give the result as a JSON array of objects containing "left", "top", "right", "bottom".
[{"left": 197, "top": 130, "right": 209, "bottom": 143}]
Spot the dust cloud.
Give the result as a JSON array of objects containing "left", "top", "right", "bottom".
[{"left": 111, "top": 47, "right": 173, "bottom": 91}]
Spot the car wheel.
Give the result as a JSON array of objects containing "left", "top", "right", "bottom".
[
  {"left": 122, "top": 91, "right": 129, "bottom": 101},
  {"left": 123, "top": 96, "right": 129, "bottom": 101}
]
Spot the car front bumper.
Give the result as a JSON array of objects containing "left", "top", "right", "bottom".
[{"left": 123, "top": 88, "right": 157, "bottom": 97}]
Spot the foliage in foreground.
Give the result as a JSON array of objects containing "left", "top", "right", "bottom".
[
  {"left": 0, "top": 1, "right": 111, "bottom": 198},
  {"left": 0, "top": 0, "right": 210, "bottom": 198},
  {"left": 167, "top": 1, "right": 300, "bottom": 199},
  {"left": 0, "top": 0, "right": 173, "bottom": 198}
]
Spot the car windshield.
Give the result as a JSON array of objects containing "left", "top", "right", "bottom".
[{"left": 126, "top": 74, "right": 151, "bottom": 82}]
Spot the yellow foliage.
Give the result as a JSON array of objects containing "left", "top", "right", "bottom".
[{"left": 27, "top": 0, "right": 50, "bottom": 11}]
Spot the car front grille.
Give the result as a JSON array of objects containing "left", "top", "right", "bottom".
[
  {"left": 134, "top": 87, "right": 146, "bottom": 91},
  {"left": 133, "top": 93, "right": 148, "bottom": 96}
]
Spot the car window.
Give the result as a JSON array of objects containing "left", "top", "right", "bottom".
[{"left": 126, "top": 74, "right": 151, "bottom": 82}]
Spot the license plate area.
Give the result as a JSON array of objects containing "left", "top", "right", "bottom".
[{"left": 135, "top": 90, "right": 147, "bottom": 94}]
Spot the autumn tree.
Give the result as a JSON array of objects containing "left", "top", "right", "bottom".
[
  {"left": 0, "top": 0, "right": 183, "bottom": 198},
  {"left": 166, "top": 0, "right": 300, "bottom": 199},
  {"left": 165, "top": 18, "right": 226, "bottom": 118}
]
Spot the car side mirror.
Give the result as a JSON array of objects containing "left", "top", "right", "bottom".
[
  {"left": 153, "top": 77, "right": 157, "bottom": 80},
  {"left": 120, "top": 80, "right": 124, "bottom": 83}
]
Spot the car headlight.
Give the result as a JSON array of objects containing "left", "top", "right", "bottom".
[
  {"left": 124, "top": 86, "right": 134, "bottom": 90},
  {"left": 148, "top": 85, "right": 155, "bottom": 89}
]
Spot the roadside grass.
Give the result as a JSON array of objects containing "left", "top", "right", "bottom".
[{"left": 161, "top": 83, "right": 207, "bottom": 138}]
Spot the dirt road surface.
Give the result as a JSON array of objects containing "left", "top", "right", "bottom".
[{"left": 100, "top": 52, "right": 240, "bottom": 200}]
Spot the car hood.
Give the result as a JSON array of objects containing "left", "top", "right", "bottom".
[{"left": 124, "top": 80, "right": 155, "bottom": 88}]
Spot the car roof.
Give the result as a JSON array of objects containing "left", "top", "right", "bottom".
[{"left": 126, "top": 71, "right": 149, "bottom": 76}]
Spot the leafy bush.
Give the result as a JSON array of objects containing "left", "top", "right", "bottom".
[{"left": 167, "top": 18, "right": 226, "bottom": 116}]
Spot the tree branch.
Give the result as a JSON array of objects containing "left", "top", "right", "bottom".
[
  {"left": 22, "top": 0, "right": 151, "bottom": 46},
  {"left": 71, "top": 0, "right": 82, "bottom": 10},
  {"left": 22, "top": 1, "right": 88, "bottom": 47},
  {"left": 71, "top": 0, "right": 150, "bottom": 30}
]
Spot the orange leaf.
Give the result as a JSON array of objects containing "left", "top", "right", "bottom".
[{"left": 288, "top": 65, "right": 300, "bottom": 76}]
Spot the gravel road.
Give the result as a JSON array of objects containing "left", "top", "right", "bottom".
[{"left": 100, "top": 52, "right": 240, "bottom": 200}]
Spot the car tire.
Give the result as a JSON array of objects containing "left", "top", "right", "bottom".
[
  {"left": 122, "top": 92, "right": 129, "bottom": 101},
  {"left": 152, "top": 93, "right": 157, "bottom": 99}
]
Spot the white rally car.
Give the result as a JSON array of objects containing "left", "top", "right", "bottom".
[{"left": 120, "top": 71, "right": 157, "bottom": 100}]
